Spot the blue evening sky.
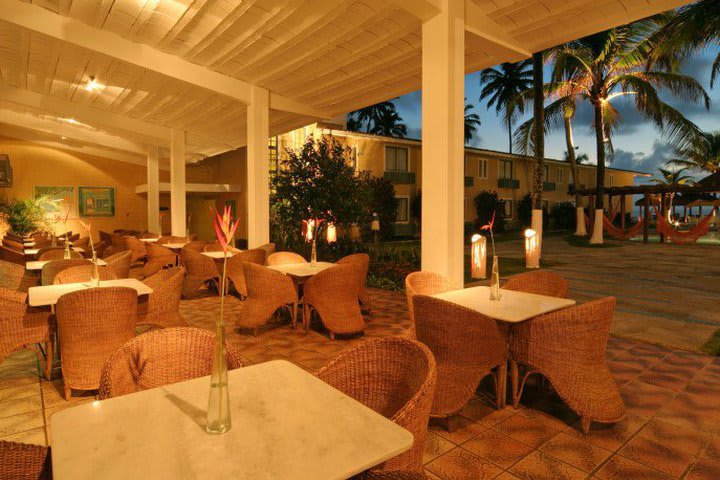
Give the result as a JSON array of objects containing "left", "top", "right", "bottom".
[{"left": 391, "top": 47, "right": 720, "bottom": 184}]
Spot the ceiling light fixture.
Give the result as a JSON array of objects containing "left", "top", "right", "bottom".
[
  {"left": 85, "top": 77, "right": 103, "bottom": 92},
  {"left": 65, "top": 118, "right": 77, "bottom": 125}
]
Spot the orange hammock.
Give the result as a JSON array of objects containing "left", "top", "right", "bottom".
[
  {"left": 655, "top": 213, "right": 712, "bottom": 244},
  {"left": 584, "top": 212, "right": 643, "bottom": 240}
]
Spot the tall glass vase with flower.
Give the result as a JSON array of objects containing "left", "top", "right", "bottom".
[
  {"left": 79, "top": 219, "right": 99, "bottom": 287},
  {"left": 54, "top": 203, "right": 72, "bottom": 260},
  {"left": 206, "top": 205, "right": 239, "bottom": 434},
  {"left": 480, "top": 212, "right": 501, "bottom": 301}
]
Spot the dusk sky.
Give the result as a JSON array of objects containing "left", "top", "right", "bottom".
[{"left": 391, "top": 46, "right": 720, "bottom": 185}]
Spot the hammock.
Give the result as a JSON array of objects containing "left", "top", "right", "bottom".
[
  {"left": 655, "top": 214, "right": 712, "bottom": 244},
  {"left": 583, "top": 212, "right": 643, "bottom": 240}
]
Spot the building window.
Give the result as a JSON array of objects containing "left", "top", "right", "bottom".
[
  {"left": 478, "top": 158, "right": 488, "bottom": 179},
  {"left": 544, "top": 164, "right": 550, "bottom": 180},
  {"left": 268, "top": 136, "right": 278, "bottom": 173},
  {"left": 543, "top": 199, "right": 550, "bottom": 212},
  {"left": 501, "top": 199, "right": 513, "bottom": 219},
  {"left": 349, "top": 145, "right": 358, "bottom": 170},
  {"left": 395, "top": 196, "right": 409, "bottom": 223},
  {"left": 609, "top": 173, "right": 615, "bottom": 187},
  {"left": 557, "top": 168, "right": 564, "bottom": 183},
  {"left": 386, "top": 146, "right": 409, "bottom": 172},
  {"left": 500, "top": 159, "right": 513, "bottom": 179}
]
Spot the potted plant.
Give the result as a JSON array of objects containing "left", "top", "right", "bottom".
[{"left": 1, "top": 196, "right": 52, "bottom": 236}]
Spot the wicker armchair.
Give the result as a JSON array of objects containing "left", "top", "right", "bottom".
[
  {"left": 73, "top": 236, "right": 90, "bottom": 250},
  {"left": 143, "top": 242, "right": 177, "bottom": 277},
  {"left": 184, "top": 240, "right": 207, "bottom": 252},
  {"left": 34, "top": 247, "right": 63, "bottom": 260},
  {"left": 125, "top": 236, "right": 148, "bottom": 264},
  {"left": 257, "top": 242, "right": 276, "bottom": 260},
  {"left": 94, "top": 240, "right": 109, "bottom": 259},
  {"left": 303, "top": 264, "right": 364, "bottom": 339},
  {"left": 413, "top": 295, "right": 508, "bottom": 418},
  {"left": 137, "top": 267, "right": 186, "bottom": 329},
  {"left": 179, "top": 247, "right": 219, "bottom": 298},
  {"left": 0, "top": 287, "right": 53, "bottom": 380},
  {"left": 110, "top": 234, "right": 129, "bottom": 254},
  {"left": 56, "top": 287, "right": 138, "bottom": 399},
  {"left": 226, "top": 249, "right": 267, "bottom": 298},
  {"left": 41, "top": 259, "right": 89, "bottom": 286},
  {"left": 336, "top": 253, "right": 372, "bottom": 311},
  {"left": 53, "top": 264, "right": 116, "bottom": 284},
  {"left": 237, "top": 263, "right": 297, "bottom": 334},
  {"left": 404, "top": 271, "right": 454, "bottom": 339},
  {"left": 0, "top": 441, "right": 52, "bottom": 480},
  {"left": 266, "top": 251, "right": 307, "bottom": 266},
  {"left": 37, "top": 249, "right": 83, "bottom": 261},
  {"left": 158, "top": 236, "right": 187, "bottom": 245},
  {"left": 105, "top": 251, "right": 132, "bottom": 279},
  {"left": 2, "top": 238, "right": 25, "bottom": 251},
  {"left": 0, "top": 260, "right": 38, "bottom": 292},
  {"left": 316, "top": 337, "right": 436, "bottom": 473},
  {"left": 98, "top": 327, "right": 243, "bottom": 399},
  {"left": 503, "top": 271, "right": 569, "bottom": 298},
  {"left": 203, "top": 242, "right": 223, "bottom": 252},
  {"left": 509, "top": 297, "right": 624, "bottom": 434},
  {"left": 0, "top": 245, "right": 25, "bottom": 265}
]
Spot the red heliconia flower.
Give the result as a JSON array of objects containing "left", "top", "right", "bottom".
[
  {"left": 480, "top": 211, "right": 496, "bottom": 232},
  {"left": 210, "top": 205, "right": 240, "bottom": 253}
]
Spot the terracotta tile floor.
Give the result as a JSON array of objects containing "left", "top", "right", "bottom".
[{"left": 1, "top": 287, "right": 719, "bottom": 479}]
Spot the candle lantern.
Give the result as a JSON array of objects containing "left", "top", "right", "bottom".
[
  {"left": 470, "top": 234, "right": 487, "bottom": 279},
  {"left": 524, "top": 229, "right": 540, "bottom": 269},
  {"left": 326, "top": 223, "right": 337, "bottom": 243},
  {"left": 303, "top": 219, "right": 315, "bottom": 242}
]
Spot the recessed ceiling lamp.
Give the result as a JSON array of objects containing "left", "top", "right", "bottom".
[
  {"left": 64, "top": 118, "right": 77, "bottom": 125},
  {"left": 84, "top": 77, "right": 103, "bottom": 92}
]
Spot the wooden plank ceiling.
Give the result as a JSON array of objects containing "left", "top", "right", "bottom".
[{"left": 0, "top": 0, "right": 692, "bottom": 165}]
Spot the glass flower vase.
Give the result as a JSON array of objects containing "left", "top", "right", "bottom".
[
  {"left": 63, "top": 245, "right": 71, "bottom": 260},
  {"left": 90, "top": 253, "right": 100, "bottom": 287},
  {"left": 310, "top": 239, "right": 317, "bottom": 265},
  {"left": 489, "top": 256, "right": 501, "bottom": 301},
  {"left": 206, "top": 322, "right": 231, "bottom": 434}
]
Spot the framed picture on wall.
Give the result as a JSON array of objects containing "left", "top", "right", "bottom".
[
  {"left": 78, "top": 186, "right": 115, "bottom": 217},
  {"left": 0, "top": 155, "right": 12, "bottom": 187},
  {"left": 34, "top": 185, "right": 76, "bottom": 219}
]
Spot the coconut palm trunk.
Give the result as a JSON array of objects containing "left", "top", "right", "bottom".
[
  {"left": 589, "top": 101, "right": 605, "bottom": 244},
  {"left": 531, "top": 51, "right": 545, "bottom": 255},
  {"left": 564, "top": 116, "right": 586, "bottom": 236}
]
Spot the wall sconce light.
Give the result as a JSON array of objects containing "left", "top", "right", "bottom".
[
  {"left": 326, "top": 223, "right": 337, "bottom": 243},
  {"left": 524, "top": 229, "right": 540, "bottom": 269},
  {"left": 470, "top": 233, "right": 487, "bottom": 279}
]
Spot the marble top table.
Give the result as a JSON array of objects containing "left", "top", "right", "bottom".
[
  {"left": 24, "top": 247, "right": 84, "bottom": 256},
  {"left": 201, "top": 250, "right": 238, "bottom": 259},
  {"left": 26, "top": 258, "right": 107, "bottom": 271},
  {"left": 268, "top": 261, "right": 334, "bottom": 278},
  {"left": 162, "top": 242, "right": 187, "bottom": 250},
  {"left": 432, "top": 286, "right": 576, "bottom": 323},
  {"left": 28, "top": 279, "right": 152, "bottom": 307},
  {"left": 50, "top": 360, "right": 413, "bottom": 480},
  {"left": 139, "top": 238, "right": 160, "bottom": 243}
]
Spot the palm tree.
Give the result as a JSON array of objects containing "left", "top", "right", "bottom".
[
  {"left": 464, "top": 101, "right": 481, "bottom": 144},
  {"left": 346, "top": 113, "right": 362, "bottom": 132},
  {"left": 479, "top": 60, "right": 533, "bottom": 154},
  {"left": 369, "top": 108, "right": 407, "bottom": 138},
  {"left": 549, "top": 19, "right": 710, "bottom": 243},
  {"left": 531, "top": 52, "right": 545, "bottom": 212},
  {"left": 564, "top": 150, "right": 590, "bottom": 164},
  {"left": 651, "top": 166, "right": 694, "bottom": 222},
  {"left": 669, "top": 131, "right": 720, "bottom": 173},
  {"left": 351, "top": 101, "right": 397, "bottom": 133}
]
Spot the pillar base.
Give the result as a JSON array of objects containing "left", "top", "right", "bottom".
[
  {"left": 589, "top": 209, "right": 604, "bottom": 244},
  {"left": 575, "top": 206, "right": 587, "bottom": 236}
]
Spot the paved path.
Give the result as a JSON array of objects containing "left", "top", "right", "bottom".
[{"left": 492, "top": 234, "right": 720, "bottom": 351}]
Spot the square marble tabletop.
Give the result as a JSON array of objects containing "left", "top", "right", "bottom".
[
  {"left": 201, "top": 250, "right": 239, "bottom": 259},
  {"left": 139, "top": 238, "right": 160, "bottom": 243},
  {"left": 432, "top": 286, "right": 576, "bottom": 323},
  {"left": 24, "top": 246, "right": 84, "bottom": 256},
  {"left": 162, "top": 242, "right": 187, "bottom": 250},
  {"left": 50, "top": 360, "right": 413, "bottom": 480},
  {"left": 268, "top": 261, "right": 334, "bottom": 278},
  {"left": 25, "top": 258, "right": 107, "bottom": 271},
  {"left": 28, "top": 278, "right": 152, "bottom": 307}
]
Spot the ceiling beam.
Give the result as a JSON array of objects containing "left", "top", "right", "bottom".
[
  {"left": 1, "top": 0, "right": 331, "bottom": 118},
  {"left": 0, "top": 84, "right": 171, "bottom": 145},
  {"left": 0, "top": 109, "right": 147, "bottom": 154},
  {"left": 464, "top": 0, "right": 532, "bottom": 61},
  {"left": 389, "top": 0, "right": 442, "bottom": 22}
]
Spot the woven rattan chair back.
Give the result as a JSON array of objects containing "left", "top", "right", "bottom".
[
  {"left": 266, "top": 251, "right": 307, "bottom": 266},
  {"left": 41, "top": 259, "right": 89, "bottom": 286},
  {"left": 404, "top": 271, "right": 454, "bottom": 338},
  {"left": 316, "top": 337, "right": 437, "bottom": 473},
  {"left": 53, "top": 265, "right": 116, "bottom": 284},
  {"left": 98, "top": 327, "right": 243, "bottom": 399},
  {"left": 203, "top": 242, "right": 224, "bottom": 252},
  {"left": 303, "top": 264, "right": 364, "bottom": 338},
  {"left": 0, "top": 441, "right": 52, "bottom": 480},
  {"left": 179, "top": 247, "right": 218, "bottom": 297},
  {"left": 35, "top": 247, "right": 71, "bottom": 261},
  {"left": 56, "top": 287, "right": 137, "bottom": 398},
  {"left": 413, "top": 295, "right": 508, "bottom": 414},
  {"left": 257, "top": 242, "right": 276, "bottom": 260},
  {"left": 238, "top": 263, "right": 298, "bottom": 332},
  {"left": 124, "top": 236, "right": 148, "bottom": 264},
  {"left": 143, "top": 242, "right": 177, "bottom": 277},
  {"left": 184, "top": 240, "right": 207, "bottom": 252},
  {"left": 226, "top": 249, "right": 267, "bottom": 298},
  {"left": 336, "top": 253, "right": 372, "bottom": 309},
  {"left": 503, "top": 271, "right": 569, "bottom": 298},
  {"left": 138, "top": 267, "right": 186, "bottom": 328},
  {"left": 105, "top": 250, "right": 132, "bottom": 279}
]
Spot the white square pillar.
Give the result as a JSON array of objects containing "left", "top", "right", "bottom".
[
  {"left": 421, "top": 0, "right": 465, "bottom": 287},
  {"left": 247, "top": 85, "right": 270, "bottom": 247},
  {"left": 146, "top": 145, "right": 161, "bottom": 234},
  {"left": 170, "top": 129, "right": 186, "bottom": 237}
]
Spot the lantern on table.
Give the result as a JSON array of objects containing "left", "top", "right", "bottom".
[
  {"left": 524, "top": 229, "right": 540, "bottom": 269},
  {"left": 470, "top": 234, "right": 487, "bottom": 279},
  {"left": 326, "top": 223, "right": 337, "bottom": 243}
]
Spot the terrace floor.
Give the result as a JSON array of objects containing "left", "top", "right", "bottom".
[{"left": 1, "top": 287, "right": 719, "bottom": 479}]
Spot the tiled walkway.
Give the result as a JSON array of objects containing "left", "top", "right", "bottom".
[{"left": 1, "top": 288, "right": 719, "bottom": 479}]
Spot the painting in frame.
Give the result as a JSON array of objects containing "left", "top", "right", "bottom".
[
  {"left": 33, "top": 185, "right": 76, "bottom": 219},
  {"left": 78, "top": 186, "right": 115, "bottom": 217}
]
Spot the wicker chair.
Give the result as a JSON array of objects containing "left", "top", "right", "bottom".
[
  {"left": 184, "top": 240, "right": 208, "bottom": 252},
  {"left": 41, "top": 259, "right": 89, "bottom": 286},
  {"left": 303, "top": 264, "right": 364, "bottom": 339},
  {"left": 105, "top": 251, "right": 132, "bottom": 279},
  {"left": 73, "top": 236, "right": 90, "bottom": 250},
  {"left": 336, "top": 253, "right": 372, "bottom": 311},
  {"left": 94, "top": 240, "right": 109, "bottom": 259},
  {"left": 226, "top": 249, "right": 267, "bottom": 298},
  {"left": 237, "top": 263, "right": 298, "bottom": 334},
  {"left": 0, "top": 259, "right": 38, "bottom": 292},
  {"left": 0, "top": 244, "right": 25, "bottom": 265},
  {"left": 98, "top": 327, "right": 243, "bottom": 399},
  {"left": 37, "top": 249, "right": 83, "bottom": 261},
  {"left": 404, "top": 271, "right": 455, "bottom": 339},
  {"left": 203, "top": 242, "right": 224, "bottom": 252},
  {"left": 125, "top": 236, "right": 148, "bottom": 264},
  {"left": 158, "top": 236, "right": 187, "bottom": 245},
  {"left": 53, "top": 264, "right": 116, "bottom": 284},
  {"left": 0, "top": 288, "right": 53, "bottom": 380},
  {"left": 34, "top": 247, "right": 62, "bottom": 260},
  {"left": 413, "top": 295, "right": 508, "bottom": 419},
  {"left": 257, "top": 242, "right": 276, "bottom": 260},
  {"left": 0, "top": 441, "right": 52, "bottom": 480},
  {"left": 110, "top": 234, "right": 129, "bottom": 254},
  {"left": 509, "top": 297, "right": 624, "bottom": 434},
  {"left": 316, "top": 337, "right": 436, "bottom": 473},
  {"left": 266, "top": 251, "right": 307, "bottom": 266},
  {"left": 179, "top": 247, "right": 219, "bottom": 298},
  {"left": 56, "top": 287, "right": 138, "bottom": 399},
  {"left": 503, "top": 271, "right": 569, "bottom": 298},
  {"left": 2, "top": 238, "right": 25, "bottom": 251},
  {"left": 137, "top": 267, "right": 186, "bottom": 329},
  {"left": 143, "top": 242, "right": 177, "bottom": 277}
]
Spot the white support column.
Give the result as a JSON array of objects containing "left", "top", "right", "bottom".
[
  {"left": 170, "top": 129, "right": 187, "bottom": 237},
  {"left": 247, "top": 85, "right": 270, "bottom": 247},
  {"left": 146, "top": 145, "right": 161, "bottom": 234},
  {"left": 421, "top": 0, "right": 465, "bottom": 287}
]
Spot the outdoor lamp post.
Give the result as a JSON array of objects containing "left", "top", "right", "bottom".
[
  {"left": 524, "top": 229, "right": 540, "bottom": 269},
  {"left": 370, "top": 213, "right": 380, "bottom": 244},
  {"left": 470, "top": 234, "right": 487, "bottom": 279}
]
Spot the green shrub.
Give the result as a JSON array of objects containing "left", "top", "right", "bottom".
[
  {"left": 551, "top": 202, "right": 576, "bottom": 230},
  {"left": 357, "top": 171, "right": 398, "bottom": 241},
  {"left": 0, "top": 197, "right": 51, "bottom": 235},
  {"left": 473, "top": 191, "right": 505, "bottom": 232}
]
